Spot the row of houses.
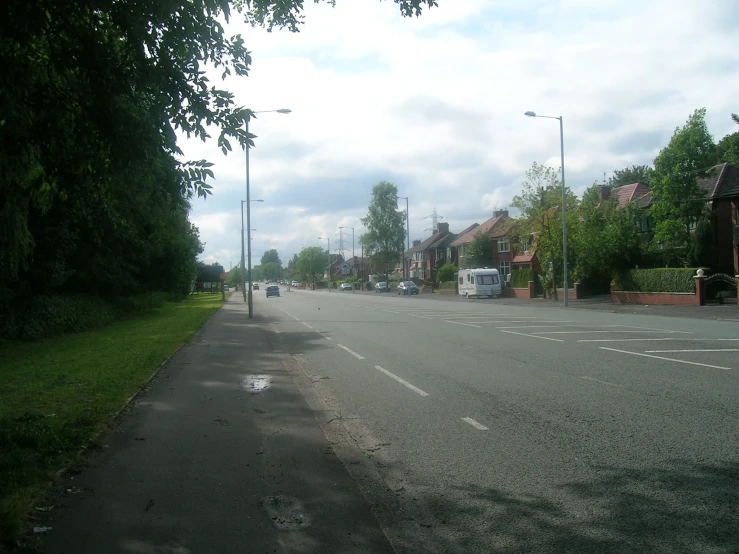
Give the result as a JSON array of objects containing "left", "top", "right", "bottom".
[
  {"left": 405, "top": 162, "right": 739, "bottom": 282},
  {"left": 321, "top": 163, "right": 738, "bottom": 284}
]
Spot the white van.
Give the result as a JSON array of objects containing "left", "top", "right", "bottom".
[{"left": 457, "top": 268, "right": 502, "bottom": 299}]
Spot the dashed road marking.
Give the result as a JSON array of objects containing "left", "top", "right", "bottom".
[
  {"left": 337, "top": 344, "right": 365, "bottom": 359},
  {"left": 302, "top": 322, "right": 313, "bottom": 329},
  {"left": 374, "top": 366, "right": 429, "bottom": 397},
  {"left": 499, "top": 329, "right": 563, "bottom": 342},
  {"left": 461, "top": 417, "right": 488, "bottom": 430},
  {"left": 599, "top": 347, "right": 730, "bottom": 370}
]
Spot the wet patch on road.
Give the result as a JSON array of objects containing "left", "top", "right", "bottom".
[{"left": 242, "top": 375, "right": 272, "bottom": 393}]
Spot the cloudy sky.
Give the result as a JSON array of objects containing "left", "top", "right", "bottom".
[{"left": 179, "top": 0, "right": 739, "bottom": 269}]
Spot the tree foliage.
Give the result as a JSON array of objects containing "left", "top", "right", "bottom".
[
  {"left": 648, "top": 108, "right": 718, "bottom": 247},
  {"left": 261, "top": 249, "right": 282, "bottom": 266},
  {"left": 463, "top": 232, "right": 494, "bottom": 269},
  {"left": 360, "top": 181, "right": 406, "bottom": 278},
  {"left": 436, "top": 264, "right": 458, "bottom": 283},
  {"left": 717, "top": 113, "right": 739, "bottom": 165},
  {"left": 296, "top": 247, "right": 325, "bottom": 283},
  {"left": 511, "top": 162, "right": 578, "bottom": 300},
  {"left": 607, "top": 164, "right": 654, "bottom": 188}
]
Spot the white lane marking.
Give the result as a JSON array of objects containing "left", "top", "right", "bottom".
[
  {"left": 599, "top": 347, "right": 730, "bottom": 370},
  {"left": 580, "top": 376, "right": 623, "bottom": 388},
  {"left": 533, "top": 330, "right": 675, "bottom": 335},
  {"left": 445, "top": 320, "right": 481, "bottom": 328},
  {"left": 292, "top": 315, "right": 300, "bottom": 321},
  {"left": 499, "top": 330, "right": 563, "bottom": 342},
  {"left": 461, "top": 417, "right": 489, "bottom": 430},
  {"left": 495, "top": 323, "right": 578, "bottom": 329},
  {"left": 382, "top": 310, "right": 400, "bottom": 314},
  {"left": 578, "top": 338, "right": 683, "bottom": 342},
  {"left": 442, "top": 315, "right": 539, "bottom": 320},
  {"left": 612, "top": 324, "right": 692, "bottom": 334},
  {"left": 645, "top": 349, "right": 739, "bottom": 353},
  {"left": 374, "top": 366, "right": 429, "bottom": 397},
  {"left": 318, "top": 332, "right": 332, "bottom": 340},
  {"left": 337, "top": 344, "right": 365, "bottom": 359},
  {"left": 302, "top": 322, "right": 313, "bottom": 329},
  {"left": 409, "top": 314, "right": 433, "bottom": 320}
]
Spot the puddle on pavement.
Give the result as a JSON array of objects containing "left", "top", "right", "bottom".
[
  {"left": 242, "top": 375, "right": 271, "bottom": 393},
  {"left": 263, "top": 495, "right": 311, "bottom": 530}
]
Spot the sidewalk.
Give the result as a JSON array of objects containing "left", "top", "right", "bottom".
[{"left": 38, "top": 294, "right": 393, "bottom": 553}]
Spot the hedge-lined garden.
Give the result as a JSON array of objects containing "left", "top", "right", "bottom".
[{"left": 612, "top": 268, "right": 702, "bottom": 293}]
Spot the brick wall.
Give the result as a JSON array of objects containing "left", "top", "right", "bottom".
[{"left": 610, "top": 291, "right": 699, "bottom": 306}]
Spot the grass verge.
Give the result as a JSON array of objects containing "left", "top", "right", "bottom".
[{"left": 0, "top": 293, "right": 224, "bottom": 541}]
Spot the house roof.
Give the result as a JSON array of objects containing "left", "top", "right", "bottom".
[
  {"left": 489, "top": 218, "right": 517, "bottom": 238},
  {"left": 450, "top": 216, "right": 508, "bottom": 247},
  {"left": 611, "top": 183, "right": 653, "bottom": 208},
  {"left": 697, "top": 163, "right": 739, "bottom": 199},
  {"left": 404, "top": 228, "right": 454, "bottom": 260},
  {"left": 512, "top": 253, "right": 535, "bottom": 263}
]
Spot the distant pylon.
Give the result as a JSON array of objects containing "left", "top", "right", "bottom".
[{"left": 423, "top": 207, "right": 445, "bottom": 233}]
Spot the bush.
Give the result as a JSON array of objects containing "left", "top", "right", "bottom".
[
  {"left": 612, "top": 268, "right": 702, "bottom": 293},
  {"left": 14, "top": 295, "right": 117, "bottom": 340},
  {"left": 111, "top": 292, "right": 166, "bottom": 313},
  {"left": 510, "top": 269, "right": 536, "bottom": 289},
  {"left": 437, "top": 264, "right": 458, "bottom": 283}
]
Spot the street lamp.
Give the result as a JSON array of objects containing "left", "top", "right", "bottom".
[
  {"left": 396, "top": 196, "right": 410, "bottom": 281},
  {"left": 318, "top": 236, "right": 330, "bottom": 291},
  {"left": 240, "top": 199, "right": 263, "bottom": 302},
  {"left": 525, "top": 110, "right": 569, "bottom": 307},
  {"left": 339, "top": 226, "right": 355, "bottom": 291},
  {"left": 244, "top": 108, "right": 291, "bottom": 318}
]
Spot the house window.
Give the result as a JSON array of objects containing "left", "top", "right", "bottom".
[
  {"left": 459, "top": 245, "right": 465, "bottom": 257},
  {"left": 447, "top": 247, "right": 452, "bottom": 259},
  {"left": 497, "top": 238, "right": 510, "bottom": 253},
  {"left": 499, "top": 261, "right": 510, "bottom": 277},
  {"left": 519, "top": 236, "right": 530, "bottom": 252}
]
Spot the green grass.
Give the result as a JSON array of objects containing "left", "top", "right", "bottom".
[{"left": 0, "top": 293, "right": 223, "bottom": 541}]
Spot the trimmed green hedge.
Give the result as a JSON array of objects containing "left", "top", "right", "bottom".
[
  {"left": 612, "top": 268, "right": 702, "bottom": 293},
  {"left": 510, "top": 269, "right": 536, "bottom": 289}
]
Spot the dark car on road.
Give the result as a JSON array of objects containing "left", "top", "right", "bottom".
[
  {"left": 340, "top": 283, "right": 353, "bottom": 291},
  {"left": 266, "top": 285, "right": 280, "bottom": 298},
  {"left": 374, "top": 281, "right": 391, "bottom": 293},
  {"left": 398, "top": 281, "right": 419, "bottom": 295},
  {"left": 253, "top": 283, "right": 259, "bottom": 290}
]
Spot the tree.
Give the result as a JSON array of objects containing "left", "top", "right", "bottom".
[
  {"left": 717, "top": 114, "right": 739, "bottom": 165},
  {"left": 607, "top": 165, "right": 654, "bottom": 188},
  {"left": 649, "top": 108, "right": 718, "bottom": 249},
  {"left": 437, "top": 264, "right": 458, "bottom": 283},
  {"left": 511, "top": 162, "right": 579, "bottom": 301},
  {"left": 261, "top": 261, "right": 282, "bottom": 281},
  {"left": 296, "top": 247, "right": 325, "bottom": 285},
  {"left": 688, "top": 218, "right": 719, "bottom": 270},
  {"left": 464, "top": 232, "right": 494, "bottom": 269},
  {"left": 360, "top": 181, "right": 406, "bottom": 280},
  {"left": 261, "top": 250, "right": 282, "bottom": 266}
]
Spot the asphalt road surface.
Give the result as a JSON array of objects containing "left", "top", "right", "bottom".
[{"left": 258, "top": 287, "right": 739, "bottom": 553}]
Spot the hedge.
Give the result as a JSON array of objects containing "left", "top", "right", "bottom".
[
  {"left": 612, "top": 268, "right": 702, "bottom": 293},
  {"left": 439, "top": 281, "right": 456, "bottom": 290},
  {"left": 510, "top": 269, "right": 536, "bottom": 289}
]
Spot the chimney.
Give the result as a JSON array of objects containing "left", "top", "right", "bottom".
[
  {"left": 412, "top": 239, "right": 421, "bottom": 247},
  {"left": 493, "top": 209, "right": 509, "bottom": 218},
  {"left": 599, "top": 185, "right": 611, "bottom": 201},
  {"left": 436, "top": 222, "right": 450, "bottom": 234}
]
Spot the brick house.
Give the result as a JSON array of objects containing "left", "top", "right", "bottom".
[
  {"left": 697, "top": 163, "right": 739, "bottom": 274},
  {"left": 450, "top": 210, "right": 511, "bottom": 269}
]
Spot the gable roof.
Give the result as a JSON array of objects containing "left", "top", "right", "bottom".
[
  {"left": 697, "top": 163, "right": 739, "bottom": 199},
  {"left": 611, "top": 182, "right": 652, "bottom": 208},
  {"left": 450, "top": 216, "right": 508, "bottom": 247}
]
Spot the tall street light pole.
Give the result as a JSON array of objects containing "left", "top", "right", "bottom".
[
  {"left": 318, "top": 236, "right": 330, "bottom": 291},
  {"left": 339, "top": 225, "right": 355, "bottom": 273},
  {"left": 524, "top": 111, "right": 568, "bottom": 307},
  {"left": 244, "top": 108, "right": 291, "bottom": 318},
  {"left": 397, "top": 196, "right": 410, "bottom": 281},
  {"left": 240, "top": 200, "right": 262, "bottom": 302}
]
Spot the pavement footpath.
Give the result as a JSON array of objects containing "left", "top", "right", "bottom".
[{"left": 38, "top": 293, "right": 394, "bottom": 554}]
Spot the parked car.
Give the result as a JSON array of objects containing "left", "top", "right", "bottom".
[
  {"left": 252, "top": 283, "right": 259, "bottom": 290},
  {"left": 291, "top": 281, "right": 298, "bottom": 287},
  {"left": 223, "top": 285, "right": 230, "bottom": 292},
  {"left": 398, "top": 281, "right": 419, "bottom": 295},
  {"left": 340, "top": 282, "right": 353, "bottom": 291},
  {"left": 374, "top": 281, "right": 391, "bottom": 293},
  {"left": 266, "top": 285, "right": 280, "bottom": 298}
]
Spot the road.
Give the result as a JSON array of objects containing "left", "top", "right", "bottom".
[{"left": 259, "top": 287, "right": 739, "bottom": 553}]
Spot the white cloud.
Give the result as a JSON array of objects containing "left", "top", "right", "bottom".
[{"left": 182, "top": 0, "right": 739, "bottom": 266}]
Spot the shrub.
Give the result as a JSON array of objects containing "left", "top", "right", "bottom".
[
  {"left": 111, "top": 292, "right": 166, "bottom": 313},
  {"left": 15, "top": 295, "right": 117, "bottom": 340},
  {"left": 510, "top": 269, "right": 536, "bottom": 289},
  {"left": 437, "top": 264, "right": 458, "bottom": 283},
  {"left": 612, "top": 268, "right": 702, "bottom": 293}
]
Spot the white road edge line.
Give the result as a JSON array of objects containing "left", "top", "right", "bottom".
[
  {"left": 445, "top": 320, "right": 481, "bottom": 328},
  {"left": 337, "top": 344, "right": 365, "bottom": 359},
  {"left": 578, "top": 338, "right": 682, "bottom": 342},
  {"left": 599, "top": 347, "right": 730, "bottom": 370},
  {"left": 302, "top": 322, "right": 313, "bottom": 329},
  {"left": 499, "top": 329, "right": 564, "bottom": 342},
  {"left": 533, "top": 330, "right": 675, "bottom": 335},
  {"left": 645, "top": 349, "right": 739, "bottom": 353},
  {"left": 461, "top": 417, "right": 488, "bottom": 430},
  {"left": 580, "top": 376, "right": 623, "bottom": 388},
  {"left": 374, "top": 365, "right": 429, "bottom": 397}
]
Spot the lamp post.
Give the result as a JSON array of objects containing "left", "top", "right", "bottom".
[
  {"left": 396, "top": 196, "right": 410, "bottom": 281},
  {"left": 339, "top": 226, "right": 355, "bottom": 289},
  {"left": 524, "top": 111, "right": 568, "bottom": 307},
  {"left": 240, "top": 199, "right": 262, "bottom": 302},
  {"left": 318, "top": 236, "right": 330, "bottom": 291},
  {"left": 243, "top": 108, "right": 291, "bottom": 318}
]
